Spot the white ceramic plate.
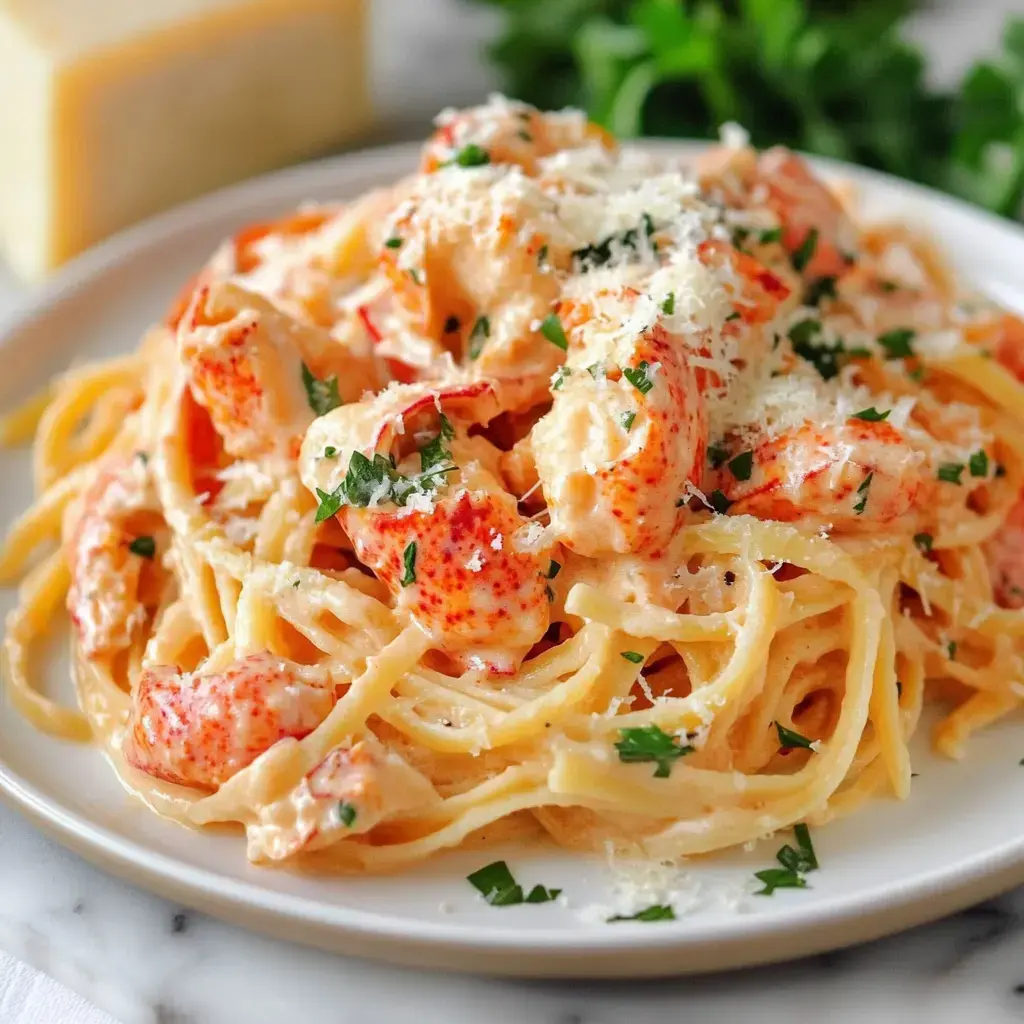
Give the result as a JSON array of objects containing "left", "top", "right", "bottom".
[{"left": 1, "top": 142, "right": 1023, "bottom": 979}]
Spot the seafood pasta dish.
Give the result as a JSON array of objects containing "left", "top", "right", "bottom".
[{"left": 4, "top": 96, "right": 1024, "bottom": 876}]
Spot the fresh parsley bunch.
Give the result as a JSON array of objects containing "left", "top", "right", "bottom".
[{"left": 470, "top": 0, "right": 1024, "bottom": 218}]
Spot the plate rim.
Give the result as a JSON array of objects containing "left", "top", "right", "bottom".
[{"left": 1, "top": 138, "right": 1023, "bottom": 974}]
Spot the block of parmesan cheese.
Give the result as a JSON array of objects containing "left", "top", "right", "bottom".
[{"left": 0, "top": 0, "right": 369, "bottom": 279}]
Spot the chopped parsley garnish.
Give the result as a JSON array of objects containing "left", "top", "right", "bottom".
[
  {"left": 453, "top": 143, "right": 490, "bottom": 167},
  {"left": 539, "top": 313, "right": 568, "bottom": 350},
  {"left": 775, "top": 721, "right": 814, "bottom": 751},
  {"left": 337, "top": 801, "right": 357, "bottom": 827},
  {"left": 759, "top": 226, "right": 783, "bottom": 244},
  {"left": 947, "top": 640, "right": 958, "bottom": 660},
  {"left": 443, "top": 315, "right": 460, "bottom": 333},
  {"left": 466, "top": 861, "right": 560, "bottom": 906},
  {"left": 727, "top": 450, "right": 753, "bottom": 482},
  {"left": 709, "top": 489, "right": 733, "bottom": 514},
  {"left": 661, "top": 292, "right": 675, "bottom": 315},
  {"left": 854, "top": 472, "right": 873, "bottom": 514},
  {"left": 384, "top": 236, "right": 403, "bottom": 249},
  {"left": 323, "top": 446, "right": 338, "bottom": 458},
  {"left": 878, "top": 328, "right": 916, "bottom": 359},
  {"left": 128, "top": 536, "right": 156, "bottom": 559},
  {"left": 586, "top": 362, "right": 604, "bottom": 379},
  {"left": 852, "top": 407, "right": 890, "bottom": 422},
  {"left": 419, "top": 415, "right": 456, "bottom": 474},
  {"left": 301, "top": 362, "right": 342, "bottom": 416},
  {"left": 469, "top": 316, "right": 490, "bottom": 360},
  {"left": 551, "top": 365, "right": 571, "bottom": 391},
  {"left": 572, "top": 213, "right": 655, "bottom": 270},
  {"left": 707, "top": 440, "right": 730, "bottom": 469},
  {"left": 524, "top": 884, "right": 561, "bottom": 903},
  {"left": 407, "top": 268, "right": 422, "bottom": 285},
  {"left": 754, "top": 824, "right": 818, "bottom": 895},
  {"left": 805, "top": 275, "right": 837, "bottom": 306},
  {"left": 545, "top": 560, "right": 561, "bottom": 579},
  {"left": 620, "top": 410, "right": 636, "bottom": 432},
  {"left": 788, "top": 319, "right": 846, "bottom": 380},
  {"left": 517, "top": 129, "right": 533, "bottom": 142},
  {"left": 608, "top": 904, "right": 676, "bottom": 923},
  {"left": 753, "top": 868, "right": 807, "bottom": 895},
  {"left": 615, "top": 725, "right": 693, "bottom": 778},
  {"left": 913, "top": 532, "right": 934, "bottom": 554},
  {"left": 620, "top": 651, "right": 645, "bottom": 664},
  {"left": 400, "top": 542, "right": 417, "bottom": 587},
  {"left": 623, "top": 360, "right": 655, "bottom": 395},
  {"left": 725, "top": 311, "right": 741, "bottom": 322},
  {"left": 537, "top": 244, "right": 549, "bottom": 267},
  {"left": 314, "top": 439, "right": 457, "bottom": 522},
  {"left": 791, "top": 227, "right": 819, "bottom": 273},
  {"left": 879, "top": 279, "right": 901, "bottom": 293},
  {"left": 937, "top": 462, "right": 965, "bottom": 485},
  {"left": 969, "top": 449, "right": 989, "bottom": 478}
]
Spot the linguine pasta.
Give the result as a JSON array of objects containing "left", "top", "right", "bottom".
[{"left": 3, "top": 96, "right": 1024, "bottom": 874}]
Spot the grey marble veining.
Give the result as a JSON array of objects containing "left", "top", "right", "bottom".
[{"left": 1, "top": 803, "right": 1024, "bottom": 1024}]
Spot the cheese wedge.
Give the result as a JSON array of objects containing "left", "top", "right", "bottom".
[{"left": 0, "top": 0, "right": 369, "bottom": 279}]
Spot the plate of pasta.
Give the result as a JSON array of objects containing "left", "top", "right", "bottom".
[{"left": 1, "top": 97, "right": 1024, "bottom": 977}]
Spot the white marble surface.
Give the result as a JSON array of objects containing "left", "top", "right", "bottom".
[{"left": 3, "top": 1, "right": 1024, "bottom": 1021}]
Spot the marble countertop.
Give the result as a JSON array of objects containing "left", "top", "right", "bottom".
[
  {"left": 3, "top": 1, "right": 1024, "bottom": 1020},
  {"left": 2, "top": 796, "right": 1024, "bottom": 1024}
]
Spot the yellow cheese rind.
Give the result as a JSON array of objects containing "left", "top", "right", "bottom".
[{"left": 0, "top": 0, "right": 370, "bottom": 279}]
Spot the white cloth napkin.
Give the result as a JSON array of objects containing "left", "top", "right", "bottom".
[{"left": 0, "top": 948, "right": 120, "bottom": 1023}]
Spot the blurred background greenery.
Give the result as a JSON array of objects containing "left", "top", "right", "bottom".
[{"left": 468, "top": 0, "right": 1024, "bottom": 218}]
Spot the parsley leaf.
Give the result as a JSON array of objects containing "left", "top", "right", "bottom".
[
  {"left": 759, "top": 227, "right": 783, "bottom": 244},
  {"left": 622, "top": 360, "right": 654, "bottom": 395},
  {"left": 467, "top": 861, "right": 560, "bottom": 907},
  {"left": 301, "top": 363, "right": 342, "bottom": 416},
  {"left": 400, "top": 541, "right": 417, "bottom": 587},
  {"left": 707, "top": 441, "right": 730, "bottom": 469},
  {"left": 789, "top": 319, "right": 846, "bottom": 380},
  {"left": 913, "top": 532, "right": 934, "bottom": 554},
  {"left": 754, "top": 868, "right": 807, "bottom": 895},
  {"left": 852, "top": 407, "right": 890, "bottom": 422},
  {"left": 128, "top": 536, "right": 156, "bottom": 559},
  {"left": 539, "top": 313, "right": 568, "bottom": 350},
  {"left": 453, "top": 143, "right": 490, "bottom": 167},
  {"left": 551, "top": 365, "right": 571, "bottom": 391},
  {"left": 608, "top": 904, "right": 676, "bottom": 923},
  {"left": 660, "top": 292, "right": 675, "bottom": 315},
  {"left": 620, "top": 410, "right": 636, "bottom": 432},
  {"left": 938, "top": 462, "right": 965, "bottom": 485},
  {"left": 620, "top": 651, "right": 645, "bottom": 664},
  {"left": 615, "top": 725, "right": 693, "bottom": 778},
  {"left": 727, "top": 450, "right": 754, "bottom": 482},
  {"left": 878, "top": 328, "right": 916, "bottom": 359},
  {"left": 709, "top": 489, "right": 733, "bottom": 514},
  {"left": 854, "top": 472, "right": 873, "bottom": 514},
  {"left": 805, "top": 275, "right": 838, "bottom": 306},
  {"left": 791, "top": 228, "right": 819, "bottom": 273},
  {"left": 754, "top": 823, "right": 818, "bottom": 895},
  {"left": 969, "top": 449, "right": 989, "bottom": 477},
  {"left": 572, "top": 214, "right": 655, "bottom": 271},
  {"left": 775, "top": 721, "right": 814, "bottom": 751},
  {"left": 469, "top": 316, "right": 490, "bottom": 360},
  {"left": 337, "top": 802, "right": 357, "bottom": 827},
  {"left": 384, "top": 236, "right": 403, "bottom": 249}
]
